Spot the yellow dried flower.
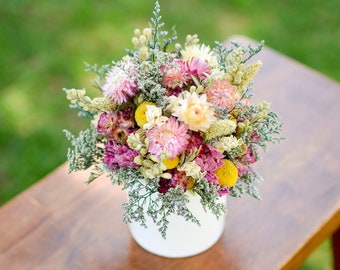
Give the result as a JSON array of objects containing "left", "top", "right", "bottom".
[
  {"left": 178, "top": 161, "right": 203, "bottom": 180},
  {"left": 204, "top": 119, "right": 237, "bottom": 141},
  {"left": 237, "top": 61, "right": 262, "bottom": 91},
  {"left": 215, "top": 159, "right": 238, "bottom": 187},
  {"left": 162, "top": 156, "right": 179, "bottom": 169},
  {"left": 91, "top": 97, "right": 115, "bottom": 111},
  {"left": 64, "top": 89, "right": 115, "bottom": 112},
  {"left": 186, "top": 177, "right": 195, "bottom": 189}
]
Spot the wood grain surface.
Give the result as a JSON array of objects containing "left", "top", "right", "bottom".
[{"left": 0, "top": 37, "right": 339, "bottom": 270}]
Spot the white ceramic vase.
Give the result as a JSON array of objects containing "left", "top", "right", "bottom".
[{"left": 128, "top": 192, "right": 227, "bottom": 258}]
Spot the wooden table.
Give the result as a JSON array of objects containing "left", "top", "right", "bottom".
[{"left": 1, "top": 37, "right": 340, "bottom": 270}]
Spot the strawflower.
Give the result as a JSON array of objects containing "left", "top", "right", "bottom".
[
  {"left": 103, "top": 63, "right": 137, "bottom": 104},
  {"left": 172, "top": 92, "right": 216, "bottom": 132}
]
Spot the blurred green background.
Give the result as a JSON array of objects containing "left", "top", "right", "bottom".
[{"left": 0, "top": 0, "right": 338, "bottom": 269}]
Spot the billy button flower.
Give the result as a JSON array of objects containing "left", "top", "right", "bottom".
[
  {"left": 162, "top": 156, "right": 180, "bottom": 169},
  {"left": 215, "top": 159, "right": 238, "bottom": 187},
  {"left": 134, "top": 101, "right": 156, "bottom": 127}
]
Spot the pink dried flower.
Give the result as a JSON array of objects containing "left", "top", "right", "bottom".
[
  {"left": 162, "top": 59, "right": 189, "bottom": 89},
  {"left": 195, "top": 144, "right": 224, "bottom": 184},
  {"left": 204, "top": 78, "right": 240, "bottom": 110},
  {"left": 104, "top": 140, "right": 139, "bottom": 171},
  {"left": 249, "top": 130, "right": 261, "bottom": 143},
  {"left": 186, "top": 57, "right": 211, "bottom": 81},
  {"left": 117, "top": 107, "right": 135, "bottom": 128},
  {"left": 241, "top": 146, "right": 258, "bottom": 165},
  {"left": 185, "top": 131, "right": 203, "bottom": 155},
  {"left": 146, "top": 117, "right": 189, "bottom": 158},
  {"left": 97, "top": 109, "right": 135, "bottom": 143},
  {"left": 236, "top": 162, "right": 253, "bottom": 177},
  {"left": 103, "top": 64, "right": 137, "bottom": 104},
  {"left": 97, "top": 112, "right": 119, "bottom": 138},
  {"left": 217, "top": 186, "right": 230, "bottom": 196}
]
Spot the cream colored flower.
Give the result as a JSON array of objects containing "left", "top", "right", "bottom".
[
  {"left": 213, "top": 136, "right": 243, "bottom": 153},
  {"left": 143, "top": 105, "right": 168, "bottom": 130},
  {"left": 181, "top": 44, "right": 218, "bottom": 67},
  {"left": 178, "top": 161, "right": 204, "bottom": 180},
  {"left": 172, "top": 92, "right": 216, "bottom": 132}
]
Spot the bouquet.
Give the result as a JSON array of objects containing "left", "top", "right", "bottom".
[{"left": 64, "top": 1, "right": 282, "bottom": 237}]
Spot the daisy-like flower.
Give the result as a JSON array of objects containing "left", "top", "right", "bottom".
[
  {"left": 102, "top": 63, "right": 137, "bottom": 104},
  {"left": 172, "top": 92, "right": 216, "bottom": 132},
  {"left": 181, "top": 44, "right": 217, "bottom": 67},
  {"left": 146, "top": 117, "right": 189, "bottom": 159},
  {"left": 162, "top": 59, "right": 189, "bottom": 89},
  {"left": 144, "top": 104, "right": 168, "bottom": 130},
  {"left": 204, "top": 78, "right": 241, "bottom": 110},
  {"left": 186, "top": 57, "right": 211, "bottom": 81}
]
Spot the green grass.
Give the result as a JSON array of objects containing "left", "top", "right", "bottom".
[{"left": 0, "top": 0, "right": 338, "bottom": 269}]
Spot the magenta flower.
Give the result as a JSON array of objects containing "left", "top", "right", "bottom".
[
  {"left": 185, "top": 131, "right": 203, "bottom": 155},
  {"left": 158, "top": 170, "right": 190, "bottom": 194},
  {"left": 249, "top": 130, "right": 261, "bottom": 143},
  {"left": 104, "top": 140, "right": 139, "bottom": 171},
  {"left": 97, "top": 108, "right": 135, "bottom": 143},
  {"left": 97, "top": 112, "right": 119, "bottom": 138},
  {"left": 241, "top": 146, "right": 258, "bottom": 165},
  {"left": 236, "top": 162, "right": 254, "bottom": 177},
  {"left": 146, "top": 117, "right": 189, "bottom": 158},
  {"left": 195, "top": 144, "right": 224, "bottom": 184},
  {"left": 217, "top": 186, "right": 230, "bottom": 196}
]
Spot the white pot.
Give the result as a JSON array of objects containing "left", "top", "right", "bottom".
[{"left": 128, "top": 192, "right": 227, "bottom": 258}]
